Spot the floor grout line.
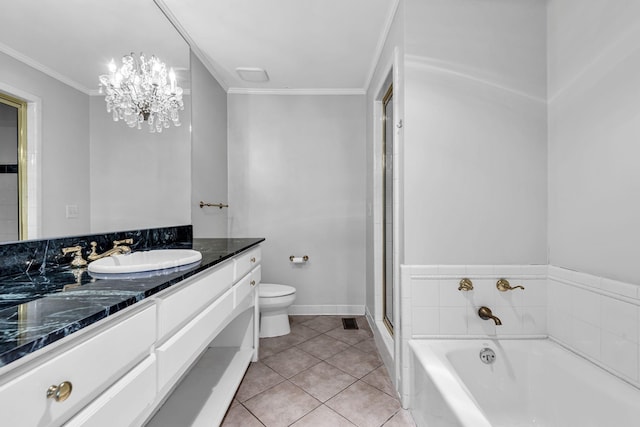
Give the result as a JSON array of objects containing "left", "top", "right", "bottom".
[{"left": 223, "top": 315, "right": 413, "bottom": 427}]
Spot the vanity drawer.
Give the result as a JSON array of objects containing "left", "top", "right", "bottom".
[
  {"left": 0, "top": 304, "right": 156, "bottom": 427},
  {"left": 63, "top": 355, "right": 156, "bottom": 427},
  {"left": 156, "top": 260, "right": 234, "bottom": 341},
  {"left": 234, "top": 246, "right": 261, "bottom": 281},
  {"left": 235, "top": 265, "right": 261, "bottom": 308},
  {"left": 156, "top": 288, "right": 234, "bottom": 391}
]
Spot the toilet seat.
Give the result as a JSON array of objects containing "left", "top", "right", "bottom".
[{"left": 259, "top": 283, "right": 295, "bottom": 298}]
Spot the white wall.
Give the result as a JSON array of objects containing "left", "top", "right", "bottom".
[
  {"left": 190, "top": 53, "right": 228, "bottom": 237},
  {"left": 89, "top": 96, "right": 191, "bottom": 233},
  {"left": 547, "top": 0, "right": 640, "bottom": 284},
  {"left": 547, "top": 266, "right": 640, "bottom": 387},
  {"left": 402, "top": 0, "right": 548, "bottom": 265},
  {"left": 378, "top": 0, "right": 549, "bottom": 407},
  {"left": 228, "top": 94, "right": 366, "bottom": 313},
  {"left": 0, "top": 50, "right": 90, "bottom": 238},
  {"left": 544, "top": 0, "right": 640, "bottom": 393}
]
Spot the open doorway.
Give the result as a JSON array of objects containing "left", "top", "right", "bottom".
[{"left": 0, "top": 92, "right": 26, "bottom": 242}]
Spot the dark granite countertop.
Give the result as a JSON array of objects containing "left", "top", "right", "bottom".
[{"left": 0, "top": 238, "right": 264, "bottom": 368}]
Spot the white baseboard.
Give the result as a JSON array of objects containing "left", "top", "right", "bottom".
[{"left": 289, "top": 305, "right": 365, "bottom": 316}]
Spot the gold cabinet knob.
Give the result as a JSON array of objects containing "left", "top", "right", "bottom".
[
  {"left": 250, "top": 257, "right": 256, "bottom": 263},
  {"left": 250, "top": 280, "right": 256, "bottom": 286},
  {"left": 46, "top": 381, "right": 72, "bottom": 402}
]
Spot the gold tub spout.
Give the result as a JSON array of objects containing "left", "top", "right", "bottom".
[{"left": 478, "top": 306, "right": 502, "bottom": 325}]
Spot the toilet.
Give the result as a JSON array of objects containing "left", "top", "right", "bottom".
[{"left": 258, "top": 283, "right": 296, "bottom": 338}]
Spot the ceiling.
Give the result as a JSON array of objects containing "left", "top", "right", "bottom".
[
  {"left": 158, "top": 0, "right": 397, "bottom": 93},
  {"left": 0, "top": 0, "right": 190, "bottom": 94},
  {"left": 0, "top": 0, "right": 398, "bottom": 95}
]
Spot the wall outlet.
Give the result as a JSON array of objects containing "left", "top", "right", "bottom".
[{"left": 66, "top": 204, "right": 79, "bottom": 219}]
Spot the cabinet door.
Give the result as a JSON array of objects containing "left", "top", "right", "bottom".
[
  {"left": 234, "top": 265, "right": 261, "bottom": 308},
  {"left": 63, "top": 355, "right": 156, "bottom": 427},
  {"left": 156, "top": 260, "right": 234, "bottom": 342},
  {"left": 0, "top": 304, "right": 156, "bottom": 427},
  {"left": 234, "top": 247, "right": 261, "bottom": 281}
]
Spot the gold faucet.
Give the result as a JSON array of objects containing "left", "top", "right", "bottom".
[
  {"left": 87, "top": 239, "right": 133, "bottom": 261},
  {"left": 496, "top": 278, "right": 525, "bottom": 291},
  {"left": 458, "top": 278, "right": 473, "bottom": 291},
  {"left": 478, "top": 306, "right": 502, "bottom": 325},
  {"left": 61, "top": 245, "right": 88, "bottom": 268},
  {"left": 63, "top": 268, "right": 87, "bottom": 291}
]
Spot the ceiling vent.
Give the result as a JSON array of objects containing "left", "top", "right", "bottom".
[{"left": 236, "top": 67, "right": 269, "bottom": 82}]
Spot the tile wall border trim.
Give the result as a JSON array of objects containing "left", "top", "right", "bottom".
[
  {"left": 548, "top": 265, "right": 640, "bottom": 304},
  {"left": 410, "top": 334, "right": 547, "bottom": 340}
]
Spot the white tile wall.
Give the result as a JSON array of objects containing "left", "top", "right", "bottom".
[
  {"left": 399, "top": 263, "right": 640, "bottom": 407},
  {"left": 547, "top": 265, "right": 640, "bottom": 387},
  {"left": 405, "top": 265, "right": 547, "bottom": 338},
  {"left": 399, "top": 264, "right": 547, "bottom": 404}
]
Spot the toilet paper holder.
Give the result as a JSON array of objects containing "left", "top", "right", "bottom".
[{"left": 289, "top": 255, "right": 309, "bottom": 263}]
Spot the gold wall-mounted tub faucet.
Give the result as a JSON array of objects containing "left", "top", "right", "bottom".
[
  {"left": 458, "top": 278, "right": 473, "bottom": 291},
  {"left": 478, "top": 306, "right": 502, "bottom": 325},
  {"left": 496, "top": 278, "right": 525, "bottom": 292}
]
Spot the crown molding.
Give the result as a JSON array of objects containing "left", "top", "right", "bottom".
[
  {"left": 0, "top": 42, "right": 90, "bottom": 95},
  {"left": 363, "top": 0, "right": 400, "bottom": 94}
]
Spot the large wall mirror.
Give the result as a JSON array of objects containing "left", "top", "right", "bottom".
[{"left": 0, "top": 1, "right": 191, "bottom": 242}]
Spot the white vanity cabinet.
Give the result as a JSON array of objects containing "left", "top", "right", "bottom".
[
  {"left": 0, "top": 302, "right": 157, "bottom": 427},
  {"left": 146, "top": 250, "right": 261, "bottom": 427},
  {"left": 0, "top": 244, "right": 261, "bottom": 427},
  {"left": 156, "top": 261, "right": 236, "bottom": 342},
  {"left": 64, "top": 355, "right": 157, "bottom": 427}
]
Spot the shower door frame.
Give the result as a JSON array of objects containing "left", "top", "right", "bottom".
[{"left": 382, "top": 83, "right": 394, "bottom": 336}]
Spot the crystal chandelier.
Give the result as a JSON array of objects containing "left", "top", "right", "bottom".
[{"left": 98, "top": 53, "right": 184, "bottom": 133}]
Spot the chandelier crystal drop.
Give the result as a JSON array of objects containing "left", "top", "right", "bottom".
[{"left": 98, "top": 53, "right": 184, "bottom": 133}]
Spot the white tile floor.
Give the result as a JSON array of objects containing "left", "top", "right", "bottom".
[{"left": 221, "top": 315, "right": 416, "bottom": 427}]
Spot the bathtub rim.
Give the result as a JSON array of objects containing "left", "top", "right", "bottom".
[
  {"left": 408, "top": 336, "right": 640, "bottom": 427},
  {"left": 410, "top": 334, "right": 640, "bottom": 390}
]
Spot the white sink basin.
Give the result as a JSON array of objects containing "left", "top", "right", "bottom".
[{"left": 88, "top": 249, "right": 202, "bottom": 276}]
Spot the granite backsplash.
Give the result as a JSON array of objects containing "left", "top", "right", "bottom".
[{"left": 0, "top": 225, "right": 193, "bottom": 278}]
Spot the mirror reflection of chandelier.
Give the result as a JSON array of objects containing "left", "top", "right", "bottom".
[{"left": 98, "top": 53, "right": 184, "bottom": 133}]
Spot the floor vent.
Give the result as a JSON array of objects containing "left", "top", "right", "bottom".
[{"left": 342, "top": 317, "right": 359, "bottom": 330}]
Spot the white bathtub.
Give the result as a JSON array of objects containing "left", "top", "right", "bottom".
[{"left": 409, "top": 339, "right": 640, "bottom": 427}]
